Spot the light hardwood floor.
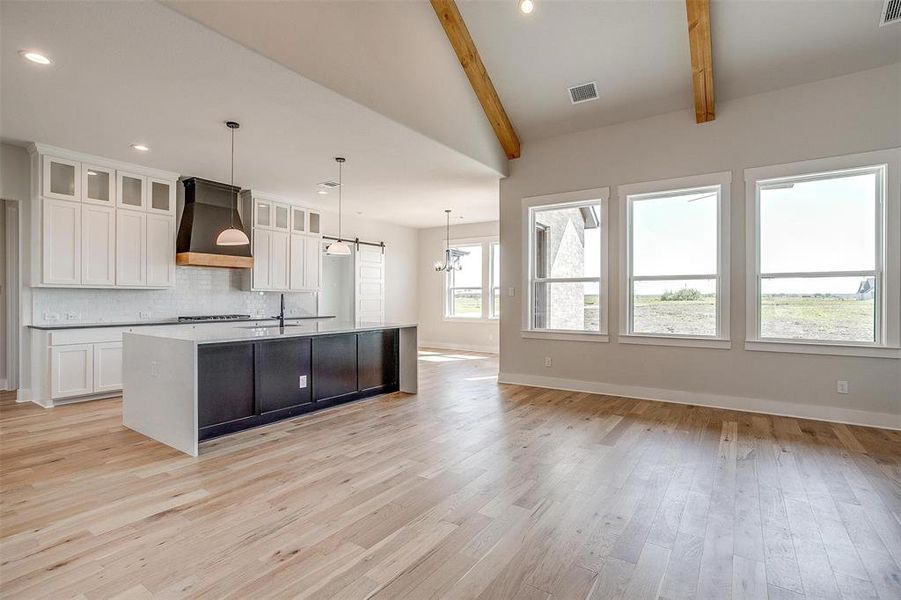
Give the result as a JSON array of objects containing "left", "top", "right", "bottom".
[{"left": 1, "top": 350, "right": 899, "bottom": 599}]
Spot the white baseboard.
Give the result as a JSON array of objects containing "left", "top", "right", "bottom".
[
  {"left": 497, "top": 372, "right": 900, "bottom": 431},
  {"left": 419, "top": 341, "right": 499, "bottom": 354}
]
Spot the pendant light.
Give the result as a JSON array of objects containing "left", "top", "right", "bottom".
[
  {"left": 434, "top": 209, "right": 463, "bottom": 272},
  {"left": 325, "top": 157, "right": 352, "bottom": 256},
  {"left": 216, "top": 121, "right": 250, "bottom": 246}
]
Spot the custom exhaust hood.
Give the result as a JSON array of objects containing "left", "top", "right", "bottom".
[{"left": 175, "top": 177, "right": 253, "bottom": 268}]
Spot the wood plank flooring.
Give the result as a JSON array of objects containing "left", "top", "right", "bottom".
[{"left": 1, "top": 349, "right": 899, "bottom": 599}]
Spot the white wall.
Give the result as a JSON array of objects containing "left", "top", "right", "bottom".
[
  {"left": 418, "top": 220, "right": 499, "bottom": 352},
  {"left": 317, "top": 210, "right": 420, "bottom": 325},
  {"left": 499, "top": 63, "right": 901, "bottom": 428},
  {"left": 1, "top": 143, "right": 31, "bottom": 390}
]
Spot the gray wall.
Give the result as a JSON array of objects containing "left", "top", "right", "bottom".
[
  {"left": 499, "top": 63, "right": 901, "bottom": 425},
  {"left": 418, "top": 220, "right": 499, "bottom": 352}
]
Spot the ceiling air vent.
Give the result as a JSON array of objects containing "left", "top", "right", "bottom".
[
  {"left": 882, "top": 0, "right": 901, "bottom": 25},
  {"left": 568, "top": 81, "right": 598, "bottom": 104},
  {"left": 318, "top": 181, "right": 340, "bottom": 189}
]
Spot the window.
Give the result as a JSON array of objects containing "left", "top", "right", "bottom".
[
  {"left": 490, "top": 242, "right": 501, "bottom": 319},
  {"left": 524, "top": 188, "right": 608, "bottom": 338},
  {"left": 445, "top": 243, "right": 483, "bottom": 318},
  {"left": 620, "top": 172, "right": 730, "bottom": 346},
  {"left": 746, "top": 149, "right": 900, "bottom": 357}
]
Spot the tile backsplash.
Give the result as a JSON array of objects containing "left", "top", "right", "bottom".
[{"left": 32, "top": 267, "right": 317, "bottom": 324}]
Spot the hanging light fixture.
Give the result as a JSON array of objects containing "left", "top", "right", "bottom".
[
  {"left": 216, "top": 121, "right": 250, "bottom": 246},
  {"left": 434, "top": 209, "right": 464, "bottom": 272},
  {"left": 326, "top": 157, "right": 352, "bottom": 256}
]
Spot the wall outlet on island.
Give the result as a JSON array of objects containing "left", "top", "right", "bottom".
[
  {"left": 836, "top": 380, "right": 849, "bottom": 394},
  {"left": 299, "top": 375, "right": 307, "bottom": 389}
]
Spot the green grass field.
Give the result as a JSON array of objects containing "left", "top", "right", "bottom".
[{"left": 454, "top": 292, "right": 874, "bottom": 341}]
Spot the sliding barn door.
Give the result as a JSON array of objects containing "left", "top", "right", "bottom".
[{"left": 355, "top": 244, "right": 385, "bottom": 323}]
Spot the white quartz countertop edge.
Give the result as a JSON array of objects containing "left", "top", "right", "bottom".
[{"left": 124, "top": 322, "right": 418, "bottom": 344}]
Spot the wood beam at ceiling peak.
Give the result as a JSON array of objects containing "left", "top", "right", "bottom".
[
  {"left": 430, "top": 0, "right": 521, "bottom": 159},
  {"left": 686, "top": 0, "right": 715, "bottom": 123}
]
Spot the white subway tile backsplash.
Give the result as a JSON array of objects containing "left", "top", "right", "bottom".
[{"left": 32, "top": 267, "right": 317, "bottom": 324}]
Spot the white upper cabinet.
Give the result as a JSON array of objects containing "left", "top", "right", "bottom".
[
  {"left": 270, "top": 231, "right": 290, "bottom": 290},
  {"left": 43, "top": 155, "right": 80, "bottom": 202},
  {"left": 291, "top": 207, "right": 306, "bottom": 234},
  {"left": 81, "top": 204, "right": 116, "bottom": 286},
  {"left": 290, "top": 233, "right": 306, "bottom": 290},
  {"left": 252, "top": 228, "right": 272, "bottom": 290},
  {"left": 254, "top": 200, "right": 272, "bottom": 229},
  {"left": 309, "top": 211, "right": 321, "bottom": 235},
  {"left": 273, "top": 203, "right": 290, "bottom": 232},
  {"left": 146, "top": 214, "right": 175, "bottom": 287},
  {"left": 116, "top": 209, "right": 147, "bottom": 286},
  {"left": 82, "top": 164, "right": 115, "bottom": 205},
  {"left": 147, "top": 178, "right": 175, "bottom": 215},
  {"left": 116, "top": 171, "right": 147, "bottom": 211},
  {"left": 42, "top": 198, "right": 82, "bottom": 285},
  {"left": 304, "top": 236, "right": 321, "bottom": 290}
]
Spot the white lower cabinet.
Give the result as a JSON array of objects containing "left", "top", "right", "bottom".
[
  {"left": 81, "top": 204, "right": 116, "bottom": 286},
  {"left": 116, "top": 209, "right": 147, "bottom": 286},
  {"left": 146, "top": 214, "right": 175, "bottom": 287},
  {"left": 93, "top": 342, "right": 123, "bottom": 392},
  {"left": 42, "top": 198, "right": 82, "bottom": 285},
  {"left": 50, "top": 344, "right": 94, "bottom": 399}
]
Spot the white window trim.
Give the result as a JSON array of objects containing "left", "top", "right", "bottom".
[
  {"left": 443, "top": 235, "right": 498, "bottom": 323},
  {"left": 744, "top": 148, "right": 901, "bottom": 358},
  {"left": 489, "top": 241, "right": 501, "bottom": 321},
  {"left": 617, "top": 171, "right": 732, "bottom": 349},
  {"left": 521, "top": 187, "right": 610, "bottom": 341}
]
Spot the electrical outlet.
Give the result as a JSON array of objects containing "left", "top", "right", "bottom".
[
  {"left": 837, "top": 380, "right": 849, "bottom": 394},
  {"left": 139, "top": 311, "right": 151, "bottom": 320},
  {"left": 508, "top": 287, "right": 515, "bottom": 297},
  {"left": 544, "top": 356, "right": 552, "bottom": 368},
  {"left": 66, "top": 312, "right": 80, "bottom": 321},
  {"left": 43, "top": 311, "right": 59, "bottom": 322},
  {"left": 151, "top": 361, "right": 160, "bottom": 377},
  {"left": 299, "top": 375, "right": 307, "bottom": 389}
]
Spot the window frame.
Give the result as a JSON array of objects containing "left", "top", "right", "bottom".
[
  {"left": 521, "top": 188, "right": 609, "bottom": 342},
  {"left": 443, "top": 236, "right": 497, "bottom": 322},
  {"left": 618, "top": 171, "right": 732, "bottom": 349},
  {"left": 489, "top": 241, "right": 501, "bottom": 320},
  {"left": 744, "top": 148, "right": 901, "bottom": 359}
]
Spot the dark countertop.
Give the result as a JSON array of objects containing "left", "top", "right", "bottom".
[{"left": 27, "top": 316, "right": 336, "bottom": 331}]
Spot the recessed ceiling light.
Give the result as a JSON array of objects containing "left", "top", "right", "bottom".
[
  {"left": 19, "top": 50, "right": 52, "bottom": 65},
  {"left": 317, "top": 189, "right": 328, "bottom": 195},
  {"left": 131, "top": 144, "right": 150, "bottom": 152},
  {"left": 518, "top": 0, "right": 534, "bottom": 15}
]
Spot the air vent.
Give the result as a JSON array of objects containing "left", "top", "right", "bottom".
[
  {"left": 568, "top": 81, "right": 598, "bottom": 104},
  {"left": 318, "top": 181, "right": 340, "bottom": 189},
  {"left": 882, "top": 0, "right": 901, "bottom": 25}
]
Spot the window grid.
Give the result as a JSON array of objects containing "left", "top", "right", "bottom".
[
  {"left": 753, "top": 165, "right": 885, "bottom": 345},
  {"left": 625, "top": 185, "right": 724, "bottom": 339}
]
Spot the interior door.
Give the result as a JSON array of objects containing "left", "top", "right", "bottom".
[{"left": 355, "top": 244, "right": 385, "bottom": 322}]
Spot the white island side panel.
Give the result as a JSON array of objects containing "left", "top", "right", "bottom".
[{"left": 122, "top": 333, "right": 198, "bottom": 456}]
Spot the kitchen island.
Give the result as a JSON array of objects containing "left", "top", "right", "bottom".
[{"left": 122, "top": 322, "right": 417, "bottom": 455}]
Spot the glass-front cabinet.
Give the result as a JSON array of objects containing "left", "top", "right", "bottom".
[
  {"left": 117, "top": 171, "right": 146, "bottom": 210},
  {"left": 148, "top": 178, "right": 175, "bottom": 215},
  {"left": 82, "top": 164, "right": 115, "bottom": 205},
  {"left": 43, "top": 155, "right": 80, "bottom": 201}
]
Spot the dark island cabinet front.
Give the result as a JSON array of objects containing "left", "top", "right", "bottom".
[
  {"left": 197, "top": 329, "right": 401, "bottom": 441},
  {"left": 257, "top": 337, "right": 313, "bottom": 413}
]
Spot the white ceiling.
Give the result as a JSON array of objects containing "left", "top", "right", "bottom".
[
  {"left": 0, "top": 1, "right": 502, "bottom": 229},
  {"left": 171, "top": 0, "right": 900, "bottom": 143}
]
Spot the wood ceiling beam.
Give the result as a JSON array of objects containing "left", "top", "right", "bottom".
[
  {"left": 430, "top": 0, "right": 521, "bottom": 159},
  {"left": 685, "top": 0, "right": 715, "bottom": 123}
]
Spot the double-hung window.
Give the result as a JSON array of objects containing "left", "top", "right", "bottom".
[
  {"left": 746, "top": 149, "right": 900, "bottom": 357},
  {"left": 445, "top": 243, "right": 483, "bottom": 319},
  {"left": 620, "top": 172, "right": 731, "bottom": 347},
  {"left": 524, "top": 188, "right": 608, "bottom": 339}
]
